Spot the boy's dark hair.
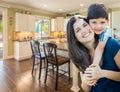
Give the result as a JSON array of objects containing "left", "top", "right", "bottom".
[{"left": 87, "top": 3, "right": 108, "bottom": 21}]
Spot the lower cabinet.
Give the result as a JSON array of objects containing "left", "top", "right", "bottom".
[{"left": 14, "top": 41, "right": 32, "bottom": 61}]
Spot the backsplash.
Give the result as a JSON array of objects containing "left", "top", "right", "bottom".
[{"left": 13, "top": 31, "right": 34, "bottom": 41}]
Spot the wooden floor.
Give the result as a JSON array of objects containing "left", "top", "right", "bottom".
[{"left": 0, "top": 58, "right": 84, "bottom": 92}]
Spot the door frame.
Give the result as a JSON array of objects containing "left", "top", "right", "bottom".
[{"left": 0, "top": 7, "right": 8, "bottom": 59}]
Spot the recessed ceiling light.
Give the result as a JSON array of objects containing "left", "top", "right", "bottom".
[
  {"left": 43, "top": 4, "right": 47, "bottom": 7},
  {"left": 59, "top": 9, "right": 63, "bottom": 12},
  {"left": 80, "top": 4, "right": 84, "bottom": 7}
]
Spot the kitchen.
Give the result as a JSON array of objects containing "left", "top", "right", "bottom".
[
  {"left": 1, "top": 0, "right": 120, "bottom": 60},
  {"left": 0, "top": 0, "right": 120, "bottom": 92}
]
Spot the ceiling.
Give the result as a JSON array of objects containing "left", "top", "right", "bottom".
[{"left": 1, "top": 0, "right": 120, "bottom": 14}]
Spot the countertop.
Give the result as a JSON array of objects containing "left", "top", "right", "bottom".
[
  {"left": 13, "top": 40, "right": 32, "bottom": 42},
  {"left": 39, "top": 39, "right": 68, "bottom": 51}
]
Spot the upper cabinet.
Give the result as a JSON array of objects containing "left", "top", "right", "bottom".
[
  {"left": 15, "top": 13, "right": 35, "bottom": 32},
  {"left": 27, "top": 14, "right": 36, "bottom": 32},
  {"left": 51, "top": 17, "right": 64, "bottom": 31},
  {"left": 112, "top": 11, "right": 120, "bottom": 34},
  {"left": 56, "top": 17, "right": 64, "bottom": 31},
  {"left": 51, "top": 18, "right": 56, "bottom": 31},
  {"left": 51, "top": 17, "right": 70, "bottom": 31},
  {"left": 64, "top": 18, "right": 70, "bottom": 31}
]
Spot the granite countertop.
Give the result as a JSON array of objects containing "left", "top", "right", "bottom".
[{"left": 13, "top": 40, "right": 32, "bottom": 42}]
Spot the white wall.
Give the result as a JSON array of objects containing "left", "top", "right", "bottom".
[{"left": 112, "top": 11, "right": 120, "bottom": 36}]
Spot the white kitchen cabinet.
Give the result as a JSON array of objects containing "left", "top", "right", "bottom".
[
  {"left": 51, "top": 18, "right": 56, "bottom": 31},
  {"left": 15, "top": 13, "right": 27, "bottom": 31},
  {"left": 15, "top": 13, "right": 35, "bottom": 32},
  {"left": 64, "top": 18, "right": 70, "bottom": 31},
  {"left": 27, "top": 14, "right": 36, "bottom": 32},
  {"left": 14, "top": 41, "right": 32, "bottom": 61},
  {"left": 56, "top": 17, "right": 64, "bottom": 31},
  {"left": 112, "top": 11, "right": 120, "bottom": 36},
  {"left": 51, "top": 17, "right": 64, "bottom": 31}
]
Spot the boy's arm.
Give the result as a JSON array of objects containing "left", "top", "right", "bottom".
[
  {"left": 93, "top": 27, "right": 111, "bottom": 65},
  {"left": 93, "top": 41, "right": 106, "bottom": 65}
]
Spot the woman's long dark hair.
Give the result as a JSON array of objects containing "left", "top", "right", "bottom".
[{"left": 67, "top": 16, "right": 94, "bottom": 72}]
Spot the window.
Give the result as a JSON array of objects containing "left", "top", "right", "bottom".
[{"left": 35, "top": 18, "right": 50, "bottom": 39}]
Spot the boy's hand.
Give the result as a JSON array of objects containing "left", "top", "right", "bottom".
[{"left": 84, "top": 64, "right": 103, "bottom": 86}]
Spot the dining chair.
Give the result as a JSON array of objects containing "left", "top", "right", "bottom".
[
  {"left": 30, "top": 40, "right": 45, "bottom": 79},
  {"left": 43, "top": 42, "right": 70, "bottom": 90}
]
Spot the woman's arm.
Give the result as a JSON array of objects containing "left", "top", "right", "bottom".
[
  {"left": 102, "top": 70, "right": 120, "bottom": 81},
  {"left": 85, "top": 49, "right": 120, "bottom": 82},
  {"left": 114, "top": 50, "right": 120, "bottom": 69},
  {"left": 85, "top": 64, "right": 120, "bottom": 82}
]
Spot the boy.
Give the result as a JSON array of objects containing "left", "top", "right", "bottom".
[{"left": 87, "top": 4, "right": 113, "bottom": 65}]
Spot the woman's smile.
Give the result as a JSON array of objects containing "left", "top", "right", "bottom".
[{"left": 82, "top": 31, "right": 90, "bottom": 38}]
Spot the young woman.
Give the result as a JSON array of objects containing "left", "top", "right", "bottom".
[{"left": 67, "top": 16, "right": 120, "bottom": 92}]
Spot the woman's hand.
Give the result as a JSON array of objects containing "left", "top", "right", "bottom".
[{"left": 84, "top": 64, "right": 103, "bottom": 86}]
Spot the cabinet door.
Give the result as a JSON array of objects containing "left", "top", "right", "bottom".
[
  {"left": 112, "top": 11, "right": 120, "bottom": 36},
  {"left": 14, "top": 41, "right": 32, "bottom": 61},
  {"left": 56, "top": 17, "right": 64, "bottom": 31},
  {"left": 14, "top": 42, "right": 19, "bottom": 60},
  {"left": 25, "top": 41, "right": 32, "bottom": 57},
  {"left": 27, "top": 15, "right": 35, "bottom": 32},
  {"left": 15, "top": 13, "right": 28, "bottom": 31},
  {"left": 51, "top": 18, "right": 57, "bottom": 31},
  {"left": 64, "top": 18, "right": 70, "bottom": 31},
  {"left": 20, "top": 41, "right": 32, "bottom": 59}
]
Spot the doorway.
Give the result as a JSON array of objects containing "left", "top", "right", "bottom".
[{"left": 0, "top": 7, "right": 8, "bottom": 60}]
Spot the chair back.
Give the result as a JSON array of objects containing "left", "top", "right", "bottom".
[
  {"left": 30, "top": 40, "right": 41, "bottom": 58},
  {"left": 43, "top": 42, "right": 58, "bottom": 64}
]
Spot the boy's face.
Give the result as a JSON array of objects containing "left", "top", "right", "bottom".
[{"left": 89, "top": 18, "right": 109, "bottom": 34}]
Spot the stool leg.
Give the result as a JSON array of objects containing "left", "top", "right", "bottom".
[
  {"left": 39, "top": 59, "right": 42, "bottom": 79},
  {"left": 55, "top": 66, "right": 59, "bottom": 90},
  {"left": 68, "top": 61, "right": 70, "bottom": 81},
  {"left": 44, "top": 62, "right": 48, "bottom": 83},
  {"left": 32, "top": 56, "right": 35, "bottom": 74}
]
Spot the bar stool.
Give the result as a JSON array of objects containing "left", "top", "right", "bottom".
[
  {"left": 30, "top": 40, "right": 45, "bottom": 79},
  {"left": 43, "top": 42, "right": 70, "bottom": 90}
]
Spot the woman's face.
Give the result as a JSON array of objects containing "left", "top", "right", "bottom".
[{"left": 73, "top": 19, "right": 94, "bottom": 43}]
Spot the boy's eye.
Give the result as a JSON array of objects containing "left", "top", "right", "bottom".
[
  {"left": 101, "top": 21, "right": 105, "bottom": 24},
  {"left": 91, "top": 21, "right": 97, "bottom": 24}
]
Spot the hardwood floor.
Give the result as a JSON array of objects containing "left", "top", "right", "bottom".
[{"left": 0, "top": 58, "right": 83, "bottom": 92}]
